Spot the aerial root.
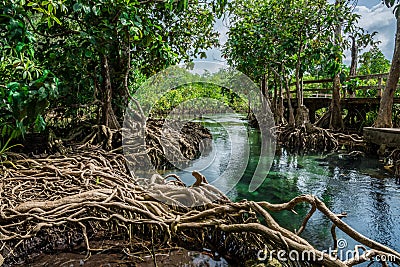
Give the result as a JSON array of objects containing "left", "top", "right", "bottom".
[{"left": 66, "top": 119, "right": 212, "bottom": 171}]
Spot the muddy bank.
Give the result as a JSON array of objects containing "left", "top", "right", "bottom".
[{"left": 25, "top": 248, "right": 226, "bottom": 267}]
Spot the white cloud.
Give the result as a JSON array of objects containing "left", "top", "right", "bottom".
[
  {"left": 199, "top": 2, "right": 397, "bottom": 66},
  {"left": 196, "top": 16, "right": 229, "bottom": 63},
  {"left": 353, "top": 3, "right": 396, "bottom": 61}
]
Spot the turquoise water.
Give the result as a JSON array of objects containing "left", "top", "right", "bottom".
[
  {"left": 166, "top": 113, "right": 400, "bottom": 262},
  {"left": 237, "top": 145, "right": 400, "bottom": 252}
]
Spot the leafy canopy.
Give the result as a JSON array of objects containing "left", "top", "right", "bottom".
[
  {"left": 0, "top": 0, "right": 225, "bottom": 141},
  {"left": 223, "top": 0, "right": 366, "bottom": 83}
]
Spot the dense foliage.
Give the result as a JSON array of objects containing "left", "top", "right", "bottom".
[
  {"left": 1, "top": 0, "right": 398, "bottom": 147},
  {"left": 0, "top": 0, "right": 225, "bottom": 143},
  {"left": 223, "top": 0, "right": 363, "bottom": 87},
  {"left": 150, "top": 82, "right": 248, "bottom": 116},
  {"left": 358, "top": 47, "right": 391, "bottom": 75}
]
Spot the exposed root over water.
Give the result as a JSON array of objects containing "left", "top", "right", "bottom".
[
  {"left": 0, "top": 146, "right": 399, "bottom": 266},
  {"left": 276, "top": 124, "right": 365, "bottom": 152},
  {"left": 59, "top": 118, "right": 212, "bottom": 170}
]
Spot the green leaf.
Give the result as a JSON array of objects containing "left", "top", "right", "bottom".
[
  {"left": 38, "top": 87, "right": 48, "bottom": 100},
  {"left": 73, "top": 2, "right": 82, "bottom": 11},
  {"left": 33, "top": 7, "right": 46, "bottom": 13},
  {"left": 52, "top": 16, "right": 61, "bottom": 25},
  {"left": 85, "top": 50, "right": 93, "bottom": 58},
  {"left": 34, "top": 115, "right": 46, "bottom": 132},
  {"left": 2, "top": 125, "right": 9, "bottom": 138},
  {"left": 82, "top": 5, "right": 91, "bottom": 14},
  {"left": 395, "top": 5, "right": 400, "bottom": 19},
  {"left": 384, "top": 0, "right": 395, "bottom": 8},
  {"left": 9, "top": 90, "right": 20, "bottom": 103},
  {"left": 16, "top": 42, "right": 25, "bottom": 52},
  {"left": 6, "top": 82, "right": 20, "bottom": 91},
  {"left": 92, "top": 6, "right": 100, "bottom": 15}
]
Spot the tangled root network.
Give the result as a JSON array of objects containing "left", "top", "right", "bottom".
[{"left": 0, "top": 130, "right": 398, "bottom": 266}]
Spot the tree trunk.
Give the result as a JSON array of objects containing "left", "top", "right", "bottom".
[
  {"left": 284, "top": 76, "right": 295, "bottom": 126},
  {"left": 277, "top": 78, "right": 285, "bottom": 125},
  {"left": 329, "top": 74, "right": 344, "bottom": 130},
  {"left": 349, "top": 35, "right": 357, "bottom": 98},
  {"left": 110, "top": 38, "right": 130, "bottom": 120},
  {"left": 272, "top": 77, "right": 278, "bottom": 123},
  {"left": 295, "top": 105, "right": 310, "bottom": 127},
  {"left": 374, "top": 18, "right": 400, "bottom": 128},
  {"left": 349, "top": 36, "right": 358, "bottom": 77},
  {"left": 294, "top": 44, "right": 310, "bottom": 128},
  {"left": 261, "top": 74, "right": 267, "bottom": 97},
  {"left": 295, "top": 46, "right": 303, "bottom": 107},
  {"left": 280, "top": 62, "right": 295, "bottom": 127},
  {"left": 329, "top": 1, "right": 344, "bottom": 130},
  {"left": 101, "top": 55, "right": 121, "bottom": 129}
]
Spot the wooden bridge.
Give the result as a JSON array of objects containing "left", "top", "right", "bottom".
[
  {"left": 288, "top": 97, "right": 400, "bottom": 123},
  {"left": 280, "top": 73, "right": 400, "bottom": 130}
]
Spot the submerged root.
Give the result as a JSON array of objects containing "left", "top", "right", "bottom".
[{"left": 0, "top": 146, "right": 399, "bottom": 266}]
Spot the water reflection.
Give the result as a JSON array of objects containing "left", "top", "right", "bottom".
[
  {"left": 369, "top": 179, "right": 393, "bottom": 248},
  {"left": 169, "top": 114, "right": 400, "bottom": 254},
  {"left": 244, "top": 147, "right": 400, "bottom": 254}
]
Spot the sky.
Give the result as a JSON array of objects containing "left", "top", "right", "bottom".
[
  {"left": 202, "top": 0, "right": 397, "bottom": 66},
  {"left": 352, "top": 0, "right": 397, "bottom": 62}
]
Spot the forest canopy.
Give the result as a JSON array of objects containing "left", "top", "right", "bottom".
[
  {"left": 0, "top": 0, "right": 225, "bottom": 144},
  {"left": 0, "top": 0, "right": 398, "bottom": 143}
]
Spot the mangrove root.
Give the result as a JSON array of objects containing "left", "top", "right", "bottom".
[{"left": 0, "top": 146, "right": 398, "bottom": 266}]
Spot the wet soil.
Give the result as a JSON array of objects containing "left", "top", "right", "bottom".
[{"left": 24, "top": 248, "right": 227, "bottom": 267}]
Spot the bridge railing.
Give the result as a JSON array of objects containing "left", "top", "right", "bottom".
[{"left": 288, "top": 73, "right": 393, "bottom": 99}]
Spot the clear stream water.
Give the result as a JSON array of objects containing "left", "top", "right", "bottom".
[{"left": 166, "top": 113, "right": 400, "bottom": 263}]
